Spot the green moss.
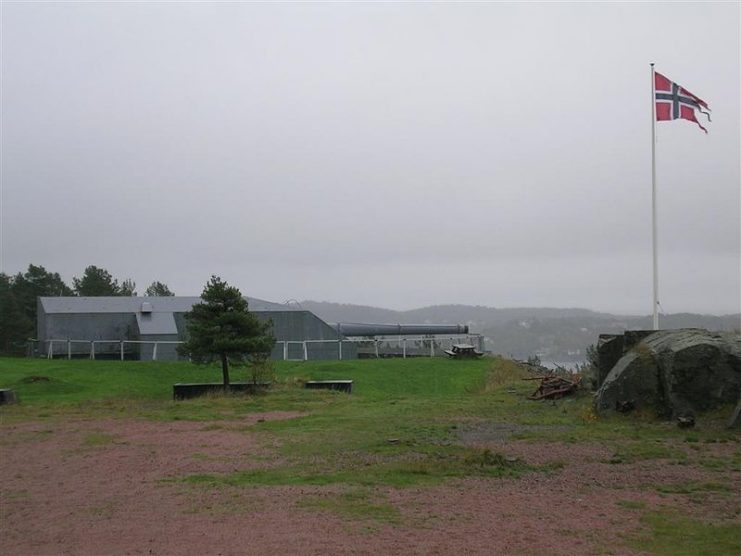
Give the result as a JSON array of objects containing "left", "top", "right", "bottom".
[
  {"left": 608, "top": 441, "right": 687, "bottom": 464},
  {"left": 699, "top": 452, "right": 741, "bottom": 472},
  {"left": 82, "top": 432, "right": 117, "bottom": 446},
  {"left": 616, "top": 499, "right": 647, "bottom": 510},
  {"left": 655, "top": 482, "right": 732, "bottom": 495},
  {"left": 627, "top": 512, "right": 741, "bottom": 555},
  {"left": 297, "top": 488, "right": 401, "bottom": 524},
  {"left": 183, "top": 446, "right": 531, "bottom": 488}
]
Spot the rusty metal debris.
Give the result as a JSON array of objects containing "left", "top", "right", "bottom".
[{"left": 524, "top": 374, "right": 581, "bottom": 400}]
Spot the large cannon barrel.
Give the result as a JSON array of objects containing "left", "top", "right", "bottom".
[{"left": 335, "top": 322, "right": 469, "bottom": 337}]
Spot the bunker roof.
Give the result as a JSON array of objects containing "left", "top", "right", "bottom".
[{"left": 39, "top": 296, "right": 292, "bottom": 314}]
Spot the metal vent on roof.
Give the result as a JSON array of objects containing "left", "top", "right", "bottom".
[{"left": 140, "top": 302, "right": 153, "bottom": 313}]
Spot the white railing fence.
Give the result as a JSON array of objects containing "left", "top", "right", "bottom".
[
  {"left": 35, "top": 334, "right": 484, "bottom": 362},
  {"left": 41, "top": 339, "right": 185, "bottom": 361},
  {"left": 344, "top": 334, "right": 484, "bottom": 360}
]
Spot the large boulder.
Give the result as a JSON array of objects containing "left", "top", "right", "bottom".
[
  {"left": 595, "top": 329, "right": 741, "bottom": 418},
  {"left": 596, "top": 330, "right": 655, "bottom": 388},
  {"left": 596, "top": 334, "right": 624, "bottom": 387}
]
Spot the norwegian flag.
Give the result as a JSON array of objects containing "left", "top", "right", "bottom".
[{"left": 655, "top": 72, "right": 711, "bottom": 133}]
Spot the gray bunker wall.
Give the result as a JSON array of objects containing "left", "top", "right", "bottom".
[
  {"left": 175, "top": 310, "right": 357, "bottom": 361},
  {"left": 40, "top": 308, "right": 356, "bottom": 361},
  {"left": 39, "top": 313, "right": 137, "bottom": 356},
  {"left": 139, "top": 334, "right": 181, "bottom": 361}
]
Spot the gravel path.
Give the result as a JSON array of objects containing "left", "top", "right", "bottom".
[{"left": 1, "top": 416, "right": 738, "bottom": 555}]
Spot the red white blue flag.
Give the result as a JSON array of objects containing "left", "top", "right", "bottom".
[{"left": 655, "top": 72, "right": 711, "bottom": 133}]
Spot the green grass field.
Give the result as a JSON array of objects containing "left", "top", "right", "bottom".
[
  {"left": 1, "top": 356, "right": 739, "bottom": 553},
  {"left": 0, "top": 356, "right": 491, "bottom": 404}
]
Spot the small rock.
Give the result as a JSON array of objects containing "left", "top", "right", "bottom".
[
  {"left": 727, "top": 396, "right": 741, "bottom": 429},
  {"left": 677, "top": 414, "right": 695, "bottom": 429}
]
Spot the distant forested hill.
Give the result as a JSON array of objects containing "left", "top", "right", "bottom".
[
  {"left": 301, "top": 300, "right": 740, "bottom": 362},
  {"left": 300, "top": 301, "right": 613, "bottom": 328}
]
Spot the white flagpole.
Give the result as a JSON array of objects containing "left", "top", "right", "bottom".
[{"left": 650, "top": 63, "right": 659, "bottom": 330}]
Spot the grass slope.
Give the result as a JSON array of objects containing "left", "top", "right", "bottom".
[
  {"left": 1, "top": 356, "right": 739, "bottom": 553},
  {"left": 0, "top": 357, "right": 489, "bottom": 405}
]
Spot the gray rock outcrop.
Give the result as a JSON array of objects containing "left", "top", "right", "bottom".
[
  {"left": 595, "top": 329, "right": 741, "bottom": 418},
  {"left": 596, "top": 331, "right": 656, "bottom": 388},
  {"left": 728, "top": 396, "right": 741, "bottom": 428}
]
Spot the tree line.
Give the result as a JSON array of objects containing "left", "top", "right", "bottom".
[{"left": 0, "top": 264, "right": 174, "bottom": 355}]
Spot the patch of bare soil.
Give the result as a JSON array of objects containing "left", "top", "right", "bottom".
[{"left": 1, "top": 416, "right": 738, "bottom": 555}]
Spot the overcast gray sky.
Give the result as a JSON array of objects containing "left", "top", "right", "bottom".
[{"left": 1, "top": 2, "right": 739, "bottom": 314}]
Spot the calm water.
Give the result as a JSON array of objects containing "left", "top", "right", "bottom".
[{"left": 541, "top": 360, "right": 584, "bottom": 371}]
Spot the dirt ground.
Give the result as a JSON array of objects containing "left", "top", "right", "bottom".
[{"left": 1, "top": 414, "right": 738, "bottom": 556}]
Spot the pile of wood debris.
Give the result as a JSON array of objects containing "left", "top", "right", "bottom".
[{"left": 524, "top": 374, "right": 581, "bottom": 400}]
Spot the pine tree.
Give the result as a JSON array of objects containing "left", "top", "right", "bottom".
[
  {"left": 145, "top": 281, "right": 174, "bottom": 296},
  {"left": 10, "top": 264, "right": 72, "bottom": 334},
  {"left": 0, "top": 274, "right": 33, "bottom": 355},
  {"left": 73, "top": 266, "right": 135, "bottom": 296},
  {"left": 73, "top": 266, "right": 120, "bottom": 296},
  {"left": 178, "top": 276, "right": 274, "bottom": 386},
  {"left": 119, "top": 279, "right": 137, "bottom": 296}
]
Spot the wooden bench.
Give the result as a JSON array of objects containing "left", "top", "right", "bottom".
[
  {"left": 443, "top": 344, "right": 483, "bottom": 359},
  {"left": 0, "top": 389, "right": 18, "bottom": 405},
  {"left": 305, "top": 380, "right": 353, "bottom": 394},
  {"left": 173, "top": 382, "right": 270, "bottom": 400}
]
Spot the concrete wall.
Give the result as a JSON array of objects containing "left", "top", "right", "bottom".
[
  {"left": 40, "top": 306, "right": 356, "bottom": 361},
  {"left": 177, "top": 310, "right": 356, "bottom": 361},
  {"left": 139, "top": 334, "right": 181, "bottom": 361},
  {"left": 39, "top": 312, "right": 137, "bottom": 356},
  {"left": 272, "top": 311, "right": 357, "bottom": 360},
  {"left": 39, "top": 313, "right": 137, "bottom": 342}
]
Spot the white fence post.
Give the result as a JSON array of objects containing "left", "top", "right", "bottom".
[
  {"left": 39, "top": 334, "right": 482, "bottom": 363},
  {"left": 44, "top": 339, "right": 187, "bottom": 363}
]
